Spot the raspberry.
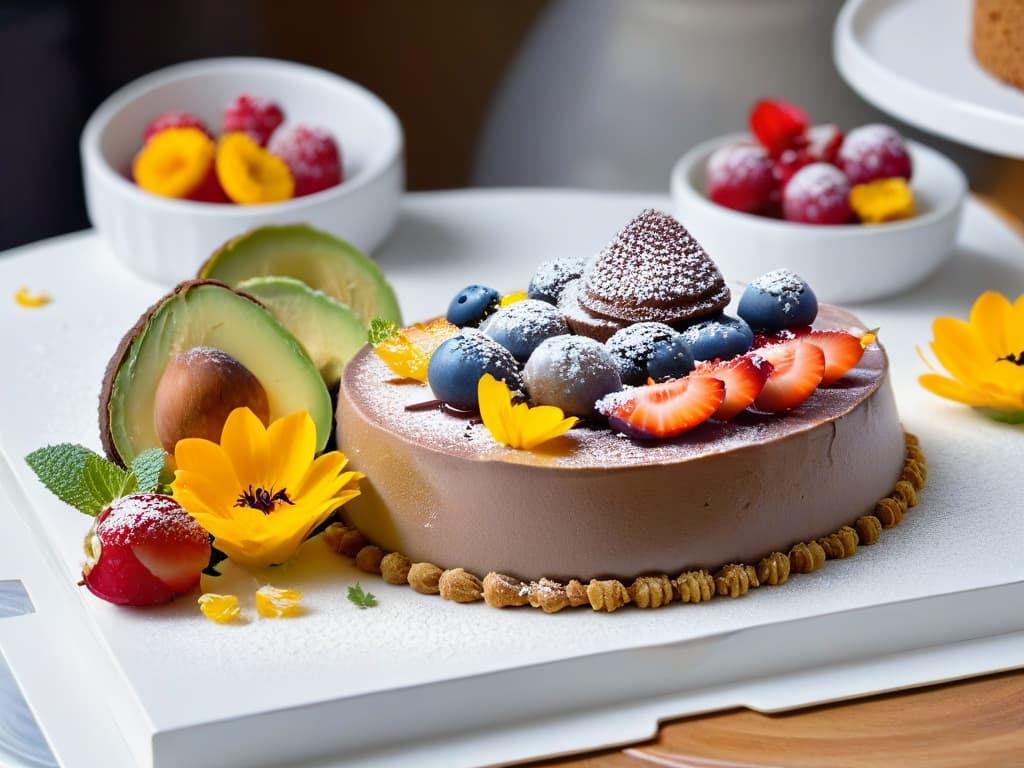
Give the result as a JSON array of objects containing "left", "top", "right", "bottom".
[
  {"left": 221, "top": 94, "right": 285, "bottom": 147},
  {"left": 142, "top": 111, "right": 209, "bottom": 144},
  {"left": 267, "top": 124, "right": 343, "bottom": 197},
  {"left": 773, "top": 147, "right": 813, "bottom": 190},
  {"left": 782, "top": 162, "right": 852, "bottom": 225},
  {"left": 706, "top": 143, "right": 776, "bottom": 214},
  {"left": 837, "top": 124, "right": 912, "bottom": 186},
  {"left": 750, "top": 99, "right": 810, "bottom": 157},
  {"left": 806, "top": 123, "right": 844, "bottom": 164}
]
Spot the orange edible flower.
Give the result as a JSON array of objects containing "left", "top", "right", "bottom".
[
  {"left": 132, "top": 127, "right": 216, "bottom": 199},
  {"left": 14, "top": 287, "right": 51, "bottom": 308},
  {"left": 372, "top": 318, "right": 458, "bottom": 382},
  {"left": 216, "top": 132, "right": 294, "bottom": 205},
  {"left": 849, "top": 178, "right": 915, "bottom": 224}
]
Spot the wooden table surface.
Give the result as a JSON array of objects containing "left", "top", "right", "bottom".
[{"left": 532, "top": 196, "right": 1024, "bottom": 768}]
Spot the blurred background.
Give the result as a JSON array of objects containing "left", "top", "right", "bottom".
[{"left": 2, "top": 0, "right": 1022, "bottom": 252}]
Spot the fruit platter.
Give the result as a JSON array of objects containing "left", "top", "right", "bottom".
[{"left": 2, "top": 189, "right": 1024, "bottom": 768}]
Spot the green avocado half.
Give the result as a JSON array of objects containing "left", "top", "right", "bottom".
[
  {"left": 236, "top": 276, "right": 367, "bottom": 394},
  {"left": 198, "top": 224, "right": 402, "bottom": 327},
  {"left": 99, "top": 280, "right": 333, "bottom": 465}
]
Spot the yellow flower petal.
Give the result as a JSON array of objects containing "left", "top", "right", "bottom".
[
  {"left": 919, "top": 373, "right": 990, "bottom": 407},
  {"left": 266, "top": 410, "right": 316, "bottom": 492},
  {"left": 255, "top": 585, "right": 302, "bottom": 617},
  {"left": 478, "top": 373, "right": 577, "bottom": 449},
  {"left": 969, "top": 291, "right": 1012, "bottom": 359},
  {"left": 220, "top": 407, "right": 271, "bottom": 487},
  {"left": 198, "top": 593, "right": 241, "bottom": 624},
  {"left": 478, "top": 373, "right": 513, "bottom": 446},
  {"left": 174, "top": 438, "right": 239, "bottom": 491},
  {"left": 520, "top": 405, "right": 579, "bottom": 450},
  {"left": 929, "top": 317, "right": 990, "bottom": 380}
]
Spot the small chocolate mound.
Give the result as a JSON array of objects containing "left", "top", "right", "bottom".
[{"left": 579, "top": 209, "right": 730, "bottom": 325}]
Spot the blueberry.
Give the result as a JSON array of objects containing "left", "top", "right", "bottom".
[
  {"left": 527, "top": 256, "right": 587, "bottom": 304},
  {"left": 737, "top": 270, "right": 818, "bottom": 332},
  {"left": 645, "top": 336, "right": 695, "bottom": 382},
  {"left": 481, "top": 299, "right": 569, "bottom": 362},
  {"left": 446, "top": 285, "right": 500, "bottom": 328},
  {"left": 523, "top": 335, "right": 622, "bottom": 417},
  {"left": 679, "top": 313, "right": 754, "bottom": 362},
  {"left": 427, "top": 331, "right": 523, "bottom": 411},
  {"left": 605, "top": 322, "right": 679, "bottom": 385}
]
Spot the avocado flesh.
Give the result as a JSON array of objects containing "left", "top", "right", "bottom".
[
  {"left": 237, "top": 276, "right": 367, "bottom": 393},
  {"left": 102, "top": 281, "right": 333, "bottom": 464},
  {"left": 200, "top": 224, "right": 402, "bottom": 327}
]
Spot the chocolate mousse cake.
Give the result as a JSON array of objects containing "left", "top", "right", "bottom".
[{"left": 333, "top": 210, "right": 924, "bottom": 611}]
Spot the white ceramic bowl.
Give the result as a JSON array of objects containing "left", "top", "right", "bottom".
[
  {"left": 81, "top": 57, "right": 404, "bottom": 285},
  {"left": 670, "top": 133, "right": 966, "bottom": 303}
]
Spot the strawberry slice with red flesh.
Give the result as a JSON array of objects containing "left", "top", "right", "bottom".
[
  {"left": 606, "top": 376, "right": 725, "bottom": 439},
  {"left": 803, "top": 329, "right": 866, "bottom": 386},
  {"left": 693, "top": 355, "right": 773, "bottom": 420},
  {"left": 753, "top": 339, "right": 825, "bottom": 413},
  {"left": 750, "top": 99, "right": 810, "bottom": 157}
]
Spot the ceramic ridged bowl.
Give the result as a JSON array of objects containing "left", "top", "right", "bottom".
[
  {"left": 81, "top": 57, "right": 404, "bottom": 285},
  {"left": 670, "top": 133, "right": 966, "bottom": 303}
]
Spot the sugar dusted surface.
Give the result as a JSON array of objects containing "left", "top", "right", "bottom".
[
  {"left": 839, "top": 124, "right": 905, "bottom": 165},
  {"left": 98, "top": 494, "right": 209, "bottom": 547},
  {"left": 707, "top": 142, "right": 771, "bottom": 185}
]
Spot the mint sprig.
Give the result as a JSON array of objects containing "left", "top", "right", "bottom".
[
  {"left": 347, "top": 582, "right": 378, "bottom": 609},
  {"left": 368, "top": 317, "right": 398, "bottom": 345},
  {"left": 25, "top": 444, "right": 166, "bottom": 517}
]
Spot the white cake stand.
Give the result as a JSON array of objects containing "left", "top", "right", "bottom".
[{"left": 834, "top": 0, "right": 1024, "bottom": 158}]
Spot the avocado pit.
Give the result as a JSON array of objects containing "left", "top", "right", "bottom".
[{"left": 153, "top": 346, "right": 270, "bottom": 452}]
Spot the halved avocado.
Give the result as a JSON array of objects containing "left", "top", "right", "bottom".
[
  {"left": 198, "top": 224, "right": 402, "bottom": 327},
  {"left": 236, "top": 276, "right": 366, "bottom": 394},
  {"left": 99, "top": 280, "right": 333, "bottom": 465}
]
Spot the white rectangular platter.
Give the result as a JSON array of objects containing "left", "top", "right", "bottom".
[{"left": 1, "top": 190, "right": 1023, "bottom": 768}]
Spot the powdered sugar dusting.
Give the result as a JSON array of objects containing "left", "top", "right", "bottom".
[
  {"left": 839, "top": 124, "right": 902, "bottom": 164},
  {"left": 785, "top": 163, "right": 848, "bottom": 202},
  {"left": 98, "top": 494, "right": 209, "bottom": 547},
  {"left": 707, "top": 143, "right": 771, "bottom": 185}
]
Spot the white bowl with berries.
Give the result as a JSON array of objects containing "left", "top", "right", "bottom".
[
  {"left": 81, "top": 57, "right": 404, "bottom": 284},
  {"left": 670, "top": 99, "right": 966, "bottom": 303}
]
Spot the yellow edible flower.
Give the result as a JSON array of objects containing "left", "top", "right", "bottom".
[
  {"left": 478, "top": 373, "right": 577, "bottom": 450},
  {"left": 14, "top": 287, "right": 50, "bottom": 308},
  {"left": 849, "top": 178, "right": 915, "bottom": 223},
  {"left": 216, "top": 132, "right": 294, "bottom": 204},
  {"left": 255, "top": 585, "right": 302, "bottom": 618},
  {"left": 918, "top": 291, "right": 1024, "bottom": 423},
  {"left": 171, "top": 407, "right": 363, "bottom": 568},
  {"left": 132, "top": 127, "right": 216, "bottom": 199},
  {"left": 198, "top": 593, "right": 241, "bottom": 624}
]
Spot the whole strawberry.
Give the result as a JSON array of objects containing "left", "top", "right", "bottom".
[
  {"left": 84, "top": 494, "right": 210, "bottom": 607},
  {"left": 268, "top": 124, "right": 344, "bottom": 197},
  {"left": 222, "top": 94, "right": 285, "bottom": 147}
]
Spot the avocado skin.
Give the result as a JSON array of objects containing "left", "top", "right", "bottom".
[{"left": 99, "top": 279, "right": 332, "bottom": 466}]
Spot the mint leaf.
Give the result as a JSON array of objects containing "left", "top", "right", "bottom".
[
  {"left": 81, "top": 454, "right": 133, "bottom": 513},
  {"left": 26, "top": 444, "right": 127, "bottom": 516},
  {"left": 347, "top": 582, "right": 378, "bottom": 609},
  {"left": 368, "top": 317, "right": 397, "bottom": 345},
  {"left": 130, "top": 448, "right": 166, "bottom": 493}
]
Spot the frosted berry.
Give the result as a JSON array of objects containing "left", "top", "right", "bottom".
[
  {"left": 750, "top": 99, "right": 810, "bottom": 157},
  {"left": 838, "top": 124, "right": 912, "bottom": 186},
  {"left": 222, "top": 94, "right": 285, "bottom": 146},
  {"left": 523, "top": 335, "right": 622, "bottom": 418},
  {"left": 679, "top": 313, "right": 754, "bottom": 362},
  {"left": 806, "top": 123, "right": 844, "bottom": 164},
  {"left": 143, "top": 111, "right": 210, "bottom": 144},
  {"left": 706, "top": 143, "right": 776, "bottom": 213},
  {"left": 527, "top": 256, "right": 586, "bottom": 304},
  {"left": 782, "top": 163, "right": 852, "bottom": 225},
  {"left": 446, "top": 285, "right": 500, "bottom": 328},
  {"left": 645, "top": 336, "right": 696, "bottom": 382},
  {"left": 84, "top": 494, "right": 211, "bottom": 607},
  {"left": 737, "top": 269, "right": 818, "bottom": 333},
  {"left": 267, "top": 124, "right": 343, "bottom": 197},
  {"left": 481, "top": 299, "right": 569, "bottom": 363},
  {"left": 427, "top": 331, "right": 522, "bottom": 411},
  {"left": 605, "top": 322, "right": 680, "bottom": 386},
  {"left": 773, "top": 147, "right": 813, "bottom": 191}
]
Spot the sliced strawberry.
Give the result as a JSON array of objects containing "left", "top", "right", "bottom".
[
  {"left": 604, "top": 376, "right": 725, "bottom": 439},
  {"left": 804, "top": 329, "right": 866, "bottom": 386},
  {"left": 693, "top": 355, "right": 773, "bottom": 420},
  {"left": 752, "top": 327, "right": 809, "bottom": 349},
  {"left": 750, "top": 99, "right": 810, "bottom": 157},
  {"left": 752, "top": 340, "right": 825, "bottom": 413}
]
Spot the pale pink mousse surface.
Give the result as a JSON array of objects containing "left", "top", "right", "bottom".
[{"left": 335, "top": 305, "right": 905, "bottom": 582}]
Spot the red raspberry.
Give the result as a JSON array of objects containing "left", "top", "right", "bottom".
[
  {"left": 142, "top": 111, "right": 210, "bottom": 144},
  {"left": 187, "top": 164, "right": 231, "bottom": 204},
  {"left": 837, "top": 124, "right": 912, "bottom": 185},
  {"left": 750, "top": 99, "right": 810, "bottom": 157},
  {"left": 268, "top": 124, "right": 344, "bottom": 197},
  {"left": 706, "top": 143, "right": 776, "bottom": 214},
  {"left": 806, "top": 123, "right": 844, "bottom": 163},
  {"left": 222, "top": 94, "right": 285, "bottom": 147},
  {"left": 782, "top": 162, "right": 852, "bottom": 225},
  {"left": 84, "top": 494, "right": 210, "bottom": 606},
  {"left": 773, "top": 146, "right": 813, "bottom": 190}
]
